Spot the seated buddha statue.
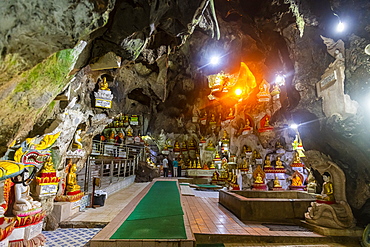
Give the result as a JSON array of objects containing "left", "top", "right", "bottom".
[
  {"left": 13, "top": 171, "right": 42, "bottom": 216},
  {"left": 264, "top": 155, "right": 272, "bottom": 168},
  {"left": 66, "top": 163, "right": 81, "bottom": 194},
  {"left": 99, "top": 77, "right": 110, "bottom": 91},
  {"left": 174, "top": 141, "right": 181, "bottom": 152},
  {"left": 264, "top": 117, "right": 270, "bottom": 127},
  {"left": 293, "top": 152, "right": 301, "bottom": 163},
  {"left": 275, "top": 156, "right": 284, "bottom": 168},
  {"left": 255, "top": 173, "right": 263, "bottom": 183},
  {"left": 316, "top": 172, "right": 335, "bottom": 202},
  {"left": 206, "top": 140, "right": 216, "bottom": 151},
  {"left": 226, "top": 108, "right": 235, "bottom": 119},
  {"left": 212, "top": 170, "right": 219, "bottom": 181},
  {"left": 40, "top": 156, "right": 56, "bottom": 174},
  {"left": 291, "top": 174, "right": 303, "bottom": 186},
  {"left": 273, "top": 176, "right": 282, "bottom": 188},
  {"left": 126, "top": 127, "right": 133, "bottom": 137},
  {"left": 242, "top": 157, "right": 248, "bottom": 169}
]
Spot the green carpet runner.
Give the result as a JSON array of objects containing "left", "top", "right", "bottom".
[{"left": 110, "top": 181, "right": 187, "bottom": 239}]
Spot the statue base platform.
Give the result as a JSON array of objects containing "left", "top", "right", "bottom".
[
  {"left": 14, "top": 211, "right": 46, "bottom": 227},
  {"left": 51, "top": 199, "right": 82, "bottom": 224},
  {"left": 301, "top": 220, "right": 363, "bottom": 237},
  {"left": 0, "top": 238, "right": 8, "bottom": 247},
  {"left": 9, "top": 233, "right": 46, "bottom": 247},
  {"left": 291, "top": 162, "right": 304, "bottom": 167},
  {"left": 272, "top": 187, "right": 284, "bottom": 191},
  {"left": 8, "top": 220, "right": 43, "bottom": 242},
  {"left": 186, "top": 169, "right": 215, "bottom": 179},
  {"left": 289, "top": 185, "right": 306, "bottom": 191},
  {"left": 252, "top": 183, "right": 267, "bottom": 191},
  {"left": 55, "top": 191, "right": 84, "bottom": 202}
]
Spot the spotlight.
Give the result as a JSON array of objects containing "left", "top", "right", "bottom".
[
  {"left": 275, "top": 74, "right": 285, "bottom": 86},
  {"left": 210, "top": 55, "right": 220, "bottom": 65},
  {"left": 337, "top": 21, "right": 345, "bottom": 32},
  {"left": 290, "top": 123, "right": 298, "bottom": 130},
  {"left": 235, "top": 88, "right": 243, "bottom": 96}
]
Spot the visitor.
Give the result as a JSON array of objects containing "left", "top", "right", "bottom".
[
  {"left": 163, "top": 156, "right": 169, "bottom": 177},
  {"left": 178, "top": 157, "right": 183, "bottom": 177},
  {"left": 173, "top": 158, "right": 179, "bottom": 177}
]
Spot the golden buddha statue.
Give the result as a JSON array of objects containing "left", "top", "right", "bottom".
[
  {"left": 206, "top": 140, "right": 216, "bottom": 151},
  {"left": 212, "top": 170, "right": 219, "bottom": 180},
  {"left": 226, "top": 108, "right": 235, "bottom": 119},
  {"left": 221, "top": 158, "right": 228, "bottom": 170},
  {"left": 264, "top": 117, "right": 270, "bottom": 127},
  {"left": 126, "top": 126, "right": 133, "bottom": 137},
  {"left": 40, "top": 156, "right": 56, "bottom": 173},
  {"left": 196, "top": 160, "right": 202, "bottom": 169},
  {"left": 264, "top": 155, "right": 272, "bottom": 168},
  {"left": 231, "top": 172, "right": 237, "bottom": 184},
  {"left": 275, "top": 156, "right": 284, "bottom": 168},
  {"left": 242, "top": 157, "right": 248, "bottom": 169},
  {"left": 210, "top": 162, "right": 216, "bottom": 169},
  {"left": 66, "top": 163, "right": 81, "bottom": 193},
  {"left": 316, "top": 172, "right": 335, "bottom": 202},
  {"left": 293, "top": 151, "right": 301, "bottom": 163},
  {"left": 291, "top": 174, "right": 302, "bottom": 186},
  {"left": 99, "top": 77, "right": 110, "bottom": 91},
  {"left": 273, "top": 176, "right": 282, "bottom": 188},
  {"left": 174, "top": 141, "right": 181, "bottom": 150},
  {"left": 255, "top": 173, "right": 263, "bottom": 183}
]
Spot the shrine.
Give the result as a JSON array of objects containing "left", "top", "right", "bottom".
[{"left": 0, "top": 1, "right": 369, "bottom": 246}]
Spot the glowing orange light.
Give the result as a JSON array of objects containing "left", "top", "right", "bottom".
[{"left": 235, "top": 88, "right": 243, "bottom": 96}]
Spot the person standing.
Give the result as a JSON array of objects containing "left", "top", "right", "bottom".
[
  {"left": 173, "top": 158, "right": 179, "bottom": 177},
  {"left": 163, "top": 156, "right": 169, "bottom": 177},
  {"left": 178, "top": 157, "right": 183, "bottom": 177}
]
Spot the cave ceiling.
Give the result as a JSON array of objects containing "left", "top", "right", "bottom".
[{"left": 1, "top": 0, "right": 370, "bottom": 224}]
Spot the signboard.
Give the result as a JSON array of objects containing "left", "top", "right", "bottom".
[
  {"left": 95, "top": 99, "right": 112, "bottom": 108},
  {"left": 318, "top": 71, "right": 336, "bottom": 91},
  {"left": 39, "top": 184, "right": 58, "bottom": 196}
]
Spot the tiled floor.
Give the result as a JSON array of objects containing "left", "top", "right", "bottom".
[
  {"left": 43, "top": 179, "right": 360, "bottom": 246},
  {"left": 182, "top": 195, "right": 323, "bottom": 237},
  {"left": 43, "top": 228, "right": 101, "bottom": 247},
  {"left": 65, "top": 182, "right": 149, "bottom": 224}
]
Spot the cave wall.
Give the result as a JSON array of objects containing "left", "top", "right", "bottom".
[{"left": 1, "top": 0, "right": 370, "bottom": 225}]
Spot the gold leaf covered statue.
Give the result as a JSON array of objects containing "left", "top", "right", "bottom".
[
  {"left": 291, "top": 174, "right": 303, "bottom": 186},
  {"left": 264, "top": 155, "right": 272, "bottom": 168},
  {"left": 99, "top": 77, "right": 110, "bottom": 91},
  {"left": 316, "top": 172, "right": 335, "bottom": 202},
  {"left": 255, "top": 173, "right": 263, "bottom": 183},
  {"left": 273, "top": 176, "right": 282, "bottom": 188},
  {"left": 275, "top": 156, "right": 284, "bottom": 168},
  {"left": 66, "top": 163, "right": 81, "bottom": 194},
  {"left": 40, "top": 156, "right": 56, "bottom": 173}
]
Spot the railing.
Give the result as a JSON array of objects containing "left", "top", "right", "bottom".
[{"left": 78, "top": 141, "right": 146, "bottom": 192}]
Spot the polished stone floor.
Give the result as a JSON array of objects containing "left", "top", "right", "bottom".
[{"left": 42, "top": 179, "right": 361, "bottom": 247}]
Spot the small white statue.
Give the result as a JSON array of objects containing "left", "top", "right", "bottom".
[{"left": 13, "top": 171, "right": 42, "bottom": 216}]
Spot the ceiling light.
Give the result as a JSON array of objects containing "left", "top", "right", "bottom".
[
  {"left": 337, "top": 21, "right": 345, "bottom": 32},
  {"left": 210, "top": 55, "right": 220, "bottom": 65},
  {"left": 235, "top": 88, "right": 242, "bottom": 96},
  {"left": 275, "top": 74, "right": 285, "bottom": 86},
  {"left": 290, "top": 123, "right": 298, "bottom": 130}
]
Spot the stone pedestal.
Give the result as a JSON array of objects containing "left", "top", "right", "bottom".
[
  {"left": 8, "top": 220, "right": 43, "bottom": 242},
  {"left": 51, "top": 200, "right": 81, "bottom": 223}
]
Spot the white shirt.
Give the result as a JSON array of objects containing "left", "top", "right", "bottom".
[{"left": 162, "top": 158, "right": 169, "bottom": 168}]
